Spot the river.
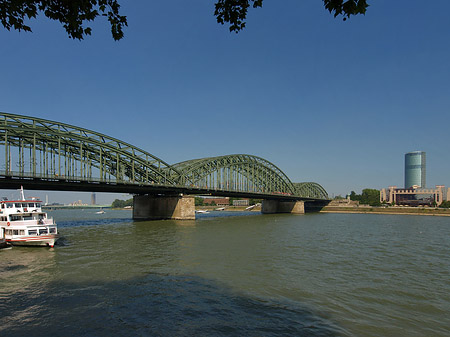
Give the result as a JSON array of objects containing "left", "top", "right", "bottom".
[{"left": 1, "top": 210, "right": 449, "bottom": 336}]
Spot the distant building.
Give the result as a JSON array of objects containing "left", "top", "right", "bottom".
[
  {"left": 69, "top": 200, "right": 88, "bottom": 206},
  {"left": 380, "top": 185, "right": 449, "bottom": 206},
  {"left": 381, "top": 151, "right": 447, "bottom": 206},
  {"left": 91, "top": 193, "right": 96, "bottom": 205},
  {"left": 405, "top": 151, "right": 426, "bottom": 188},
  {"left": 233, "top": 199, "right": 249, "bottom": 206},
  {"left": 202, "top": 197, "right": 229, "bottom": 206}
]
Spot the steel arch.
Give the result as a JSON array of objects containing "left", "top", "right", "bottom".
[
  {"left": 0, "top": 112, "right": 182, "bottom": 185},
  {"left": 293, "top": 182, "right": 329, "bottom": 199},
  {"left": 172, "top": 154, "right": 297, "bottom": 195}
]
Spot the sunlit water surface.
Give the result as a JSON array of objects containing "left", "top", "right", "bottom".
[{"left": 1, "top": 210, "right": 449, "bottom": 336}]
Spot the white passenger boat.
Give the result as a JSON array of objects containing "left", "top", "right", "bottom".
[{"left": 0, "top": 187, "right": 59, "bottom": 248}]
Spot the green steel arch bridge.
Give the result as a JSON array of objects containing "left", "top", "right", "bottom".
[{"left": 0, "top": 113, "right": 329, "bottom": 216}]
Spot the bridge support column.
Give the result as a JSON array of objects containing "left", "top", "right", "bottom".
[
  {"left": 133, "top": 195, "right": 195, "bottom": 220},
  {"left": 261, "top": 200, "right": 305, "bottom": 214}
]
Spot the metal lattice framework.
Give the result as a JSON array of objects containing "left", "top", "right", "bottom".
[
  {"left": 0, "top": 112, "right": 329, "bottom": 200},
  {"left": 172, "top": 155, "right": 297, "bottom": 195},
  {"left": 0, "top": 112, "right": 181, "bottom": 185},
  {"left": 293, "top": 182, "right": 329, "bottom": 200}
]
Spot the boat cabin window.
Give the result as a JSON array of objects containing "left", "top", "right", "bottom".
[
  {"left": 28, "top": 230, "right": 37, "bottom": 235},
  {"left": 28, "top": 203, "right": 35, "bottom": 208},
  {"left": 1, "top": 216, "right": 6, "bottom": 221},
  {"left": 15, "top": 203, "right": 21, "bottom": 208},
  {"left": 39, "top": 229, "right": 48, "bottom": 235},
  {"left": 6, "top": 204, "right": 13, "bottom": 208},
  {"left": 22, "top": 203, "right": 27, "bottom": 208},
  {"left": 13, "top": 230, "right": 19, "bottom": 235},
  {"left": 1, "top": 204, "right": 4, "bottom": 209},
  {"left": 11, "top": 215, "right": 22, "bottom": 221},
  {"left": 19, "top": 230, "right": 24, "bottom": 235},
  {"left": 49, "top": 228, "right": 56, "bottom": 234}
]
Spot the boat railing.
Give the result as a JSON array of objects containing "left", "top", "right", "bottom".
[
  {"left": 5, "top": 220, "right": 36, "bottom": 226},
  {"left": 4, "top": 218, "right": 54, "bottom": 226}
]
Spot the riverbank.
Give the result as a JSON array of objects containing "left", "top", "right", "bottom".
[
  {"left": 321, "top": 205, "right": 450, "bottom": 216},
  {"left": 102, "top": 204, "right": 450, "bottom": 216},
  {"left": 196, "top": 205, "right": 262, "bottom": 212}
]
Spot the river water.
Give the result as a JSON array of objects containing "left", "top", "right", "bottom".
[{"left": 0, "top": 210, "right": 449, "bottom": 336}]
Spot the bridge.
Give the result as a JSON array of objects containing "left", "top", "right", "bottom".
[{"left": 0, "top": 112, "right": 330, "bottom": 219}]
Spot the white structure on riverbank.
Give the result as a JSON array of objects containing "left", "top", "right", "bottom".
[
  {"left": 381, "top": 151, "right": 448, "bottom": 206},
  {"left": 380, "top": 185, "right": 449, "bottom": 206}
]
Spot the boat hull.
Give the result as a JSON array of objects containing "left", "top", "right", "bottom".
[{"left": 6, "top": 235, "right": 59, "bottom": 247}]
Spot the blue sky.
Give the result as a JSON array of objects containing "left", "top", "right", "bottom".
[{"left": 1, "top": 0, "right": 449, "bottom": 203}]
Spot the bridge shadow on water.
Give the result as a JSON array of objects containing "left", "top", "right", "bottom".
[
  {"left": 56, "top": 217, "right": 133, "bottom": 229},
  {"left": 1, "top": 272, "right": 344, "bottom": 336}
]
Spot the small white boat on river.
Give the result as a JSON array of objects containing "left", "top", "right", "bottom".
[{"left": 0, "top": 187, "right": 59, "bottom": 248}]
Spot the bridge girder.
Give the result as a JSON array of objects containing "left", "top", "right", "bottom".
[{"left": 0, "top": 112, "right": 329, "bottom": 200}]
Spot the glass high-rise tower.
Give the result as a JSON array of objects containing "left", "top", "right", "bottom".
[{"left": 405, "top": 151, "right": 426, "bottom": 188}]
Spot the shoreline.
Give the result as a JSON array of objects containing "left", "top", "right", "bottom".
[
  {"left": 47, "top": 205, "right": 450, "bottom": 217},
  {"left": 196, "top": 205, "right": 262, "bottom": 212},
  {"left": 321, "top": 206, "right": 450, "bottom": 217}
]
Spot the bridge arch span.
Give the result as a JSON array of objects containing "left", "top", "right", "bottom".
[
  {"left": 0, "top": 112, "right": 181, "bottom": 185},
  {"left": 293, "top": 182, "right": 329, "bottom": 200},
  {"left": 172, "top": 154, "right": 297, "bottom": 195},
  {"left": 1, "top": 112, "right": 329, "bottom": 201}
]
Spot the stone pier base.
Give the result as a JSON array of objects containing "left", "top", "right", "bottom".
[
  {"left": 133, "top": 195, "right": 195, "bottom": 220},
  {"left": 261, "top": 200, "right": 305, "bottom": 214}
]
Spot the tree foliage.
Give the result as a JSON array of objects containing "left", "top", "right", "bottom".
[
  {"left": 194, "top": 197, "right": 204, "bottom": 206},
  {"left": 215, "top": 0, "right": 369, "bottom": 32},
  {"left": 111, "top": 198, "right": 132, "bottom": 208},
  {"left": 0, "top": 0, "right": 127, "bottom": 40},
  {"left": 350, "top": 189, "right": 380, "bottom": 206},
  {"left": 0, "top": 0, "right": 369, "bottom": 40}
]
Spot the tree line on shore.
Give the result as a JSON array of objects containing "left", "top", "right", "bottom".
[
  {"left": 111, "top": 198, "right": 133, "bottom": 208},
  {"left": 349, "top": 189, "right": 381, "bottom": 206}
]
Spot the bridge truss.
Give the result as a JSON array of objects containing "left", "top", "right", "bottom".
[{"left": 0, "top": 112, "right": 328, "bottom": 200}]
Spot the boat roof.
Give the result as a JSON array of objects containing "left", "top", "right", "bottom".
[{"left": 1, "top": 200, "right": 42, "bottom": 203}]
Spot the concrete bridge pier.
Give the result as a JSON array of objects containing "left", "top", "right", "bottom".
[
  {"left": 261, "top": 200, "right": 305, "bottom": 214},
  {"left": 133, "top": 194, "right": 195, "bottom": 220}
]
